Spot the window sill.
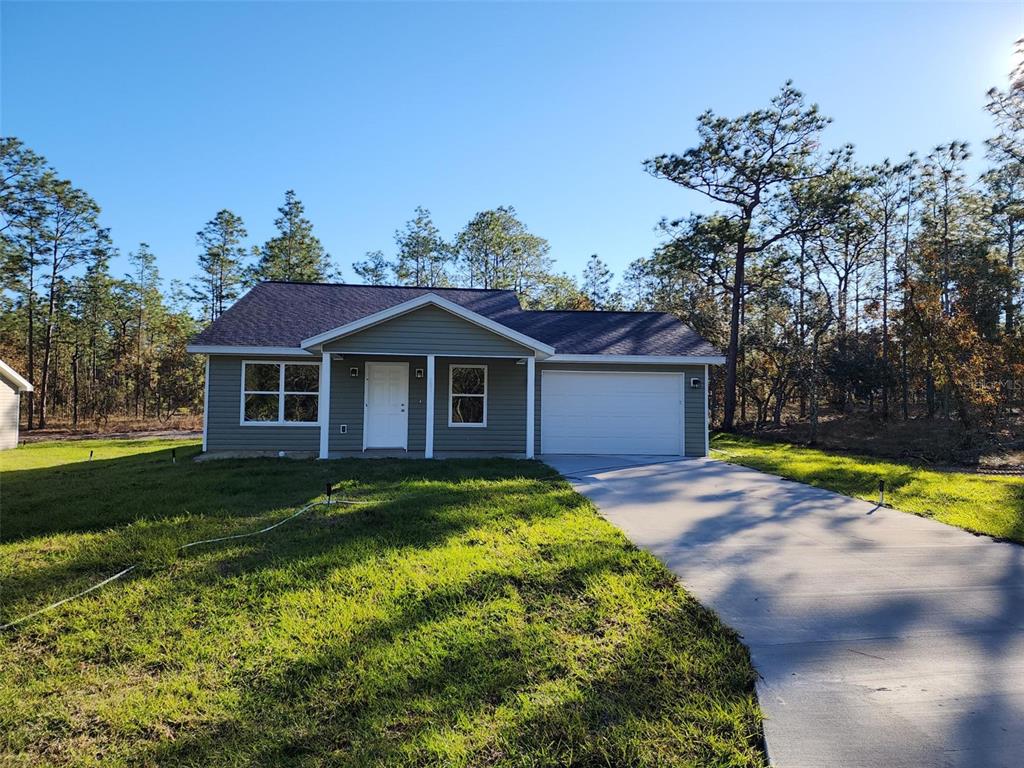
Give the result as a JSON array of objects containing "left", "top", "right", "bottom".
[{"left": 239, "top": 421, "right": 320, "bottom": 427}]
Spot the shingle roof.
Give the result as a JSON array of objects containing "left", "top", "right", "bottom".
[
  {"left": 191, "top": 283, "right": 522, "bottom": 347},
  {"left": 502, "top": 310, "right": 721, "bottom": 356},
  {"left": 190, "top": 282, "right": 721, "bottom": 357}
]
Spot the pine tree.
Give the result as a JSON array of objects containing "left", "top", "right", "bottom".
[
  {"left": 645, "top": 82, "right": 851, "bottom": 431},
  {"left": 581, "top": 254, "right": 613, "bottom": 309},
  {"left": 352, "top": 250, "right": 393, "bottom": 285},
  {"left": 192, "top": 209, "right": 247, "bottom": 323},
  {"left": 394, "top": 206, "right": 450, "bottom": 286},
  {"left": 36, "top": 174, "right": 103, "bottom": 428},
  {"left": 250, "top": 190, "right": 333, "bottom": 283},
  {"left": 454, "top": 206, "right": 551, "bottom": 294},
  {"left": 127, "top": 243, "right": 161, "bottom": 417}
]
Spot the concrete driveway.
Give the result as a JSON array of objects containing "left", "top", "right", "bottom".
[{"left": 545, "top": 455, "right": 1024, "bottom": 768}]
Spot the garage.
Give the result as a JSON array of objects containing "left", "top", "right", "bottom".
[{"left": 540, "top": 370, "right": 684, "bottom": 455}]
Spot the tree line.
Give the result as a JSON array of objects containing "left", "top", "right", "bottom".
[
  {"left": 629, "top": 48, "right": 1022, "bottom": 442},
  {"left": 350, "top": 205, "right": 616, "bottom": 311},
  {"left": 0, "top": 155, "right": 342, "bottom": 429},
  {"left": 0, "top": 146, "right": 603, "bottom": 430},
  {"left": 2, "top": 42, "right": 1020, "bottom": 443}
]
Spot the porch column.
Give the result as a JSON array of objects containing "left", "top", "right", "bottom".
[
  {"left": 703, "top": 363, "right": 710, "bottom": 457},
  {"left": 425, "top": 355, "right": 435, "bottom": 458},
  {"left": 319, "top": 351, "right": 332, "bottom": 459},
  {"left": 201, "top": 356, "right": 210, "bottom": 453},
  {"left": 525, "top": 356, "right": 535, "bottom": 458}
]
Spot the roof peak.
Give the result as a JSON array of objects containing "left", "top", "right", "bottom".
[
  {"left": 259, "top": 281, "right": 516, "bottom": 294},
  {"left": 522, "top": 309, "right": 674, "bottom": 316}
]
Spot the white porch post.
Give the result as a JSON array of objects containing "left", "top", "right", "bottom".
[
  {"left": 425, "top": 355, "right": 435, "bottom": 458},
  {"left": 525, "top": 356, "right": 535, "bottom": 458},
  {"left": 319, "top": 351, "right": 332, "bottom": 459},
  {"left": 201, "top": 356, "right": 210, "bottom": 453},
  {"left": 704, "top": 363, "right": 710, "bottom": 457}
]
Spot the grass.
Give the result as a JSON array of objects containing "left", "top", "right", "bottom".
[
  {"left": 712, "top": 433, "right": 1024, "bottom": 544},
  {"left": 0, "top": 438, "right": 765, "bottom": 767}
]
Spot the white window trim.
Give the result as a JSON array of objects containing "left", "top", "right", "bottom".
[
  {"left": 240, "top": 360, "right": 321, "bottom": 427},
  {"left": 448, "top": 364, "right": 487, "bottom": 428}
]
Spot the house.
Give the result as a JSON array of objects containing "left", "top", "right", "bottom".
[
  {"left": 0, "top": 360, "right": 33, "bottom": 450},
  {"left": 186, "top": 282, "right": 724, "bottom": 459}
]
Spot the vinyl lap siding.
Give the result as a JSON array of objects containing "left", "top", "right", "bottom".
[
  {"left": 328, "top": 356, "right": 427, "bottom": 453},
  {"left": 534, "top": 363, "right": 708, "bottom": 457},
  {"left": 0, "top": 379, "right": 19, "bottom": 450},
  {"left": 205, "top": 354, "right": 709, "bottom": 458},
  {"left": 433, "top": 358, "right": 526, "bottom": 454},
  {"left": 682, "top": 365, "right": 706, "bottom": 457},
  {"left": 206, "top": 355, "right": 319, "bottom": 453},
  {"left": 323, "top": 306, "right": 531, "bottom": 357}
]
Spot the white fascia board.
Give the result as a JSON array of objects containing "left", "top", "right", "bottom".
[
  {"left": 544, "top": 354, "right": 727, "bottom": 365},
  {"left": 186, "top": 345, "right": 315, "bottom": 357},
  {"left": 0, "top": 359, "right": 33, "bottom": 391},
  {"left": 299, "top": 293, "right": 557, "bottom": 355}
]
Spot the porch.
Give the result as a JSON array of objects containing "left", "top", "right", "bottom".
[{"left": 317, "top": 353, "right": 536, "bottom": 460}]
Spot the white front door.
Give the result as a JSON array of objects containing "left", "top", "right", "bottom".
[{"left": 364, "top": 362, "right": 409, "bottom": 449}]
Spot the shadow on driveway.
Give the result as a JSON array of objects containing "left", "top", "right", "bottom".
[{"left": 545, "top": 454, "right": 1024, "bottom": 768}]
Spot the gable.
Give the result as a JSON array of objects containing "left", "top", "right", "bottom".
[
  {"left": 322, "top": 305, "right": 534, "bottom": 356},
  {"left": 0, "top": 360, "right": 32, "bottom": 392},
  {"left": 189, "top": 283, "right": 524, "bottom": 348}
]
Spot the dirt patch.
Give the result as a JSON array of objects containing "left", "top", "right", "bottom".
[
  {"left": 741, "top": 413, "right": 1024, "bottom": 473},
  {"left": 19, "top": 429, "right": 201, "bottom": 444}
]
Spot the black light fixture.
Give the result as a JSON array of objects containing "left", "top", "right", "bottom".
[
  {"left": 350, "top": 367, "right": 359, "bottom": 377},
  {"left": 415, "top": 368, "right": 424, "bottom": 378}
]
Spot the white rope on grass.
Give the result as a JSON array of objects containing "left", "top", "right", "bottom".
[
  {"left": 1, "top": 496, "right": 372, "bottom": 632},
  {"left": 1, "top": 565, "right": 139, "bottom": 631},
  {"left": 179, "top": 498, "right": 368, "bottom": 552}
]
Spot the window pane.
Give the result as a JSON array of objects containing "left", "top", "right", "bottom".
[
  {"left": 451, "top": 367, "right": 484, "bottom": 395},
  {"left": 284, "top": 394, "right": 318, "bottom": 422},
  {"left": 245, "top": 363, "right": 279, "bottom": 392},
  {"left": 284, "top": 364, "right": 319, "bottom": 393},
  {"left": 451, "top": 396, "right": 484, "bottom": 424},
  {"left": 244, "top": 393, "right": 279, "bottom": 422}
]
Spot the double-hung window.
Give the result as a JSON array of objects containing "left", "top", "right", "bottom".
[
  {"left": 449, "top": 364, "right": 487, "bottom": 427},
  {"left": 242, "top": 361, "right": 320, "bottom": 425}
]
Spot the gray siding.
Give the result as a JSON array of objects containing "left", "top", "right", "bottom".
[
  {"left": 433, "top": 358, "right": 527, "bottom": 454},
  {"left": 0, "top": 379, "right": 19, "bottom": 450},
  {"left": 323, "top": 306, "right": 532, "bottom": 357},
  {"left": 206, "top": 355, "right": 320, "bottom": 453},
  {"left": 203, "top": 354, "right": 709, "bottom": 458},
  {"left": 328, "top": 356, "right": 427, "bottom": 453},
  {"left": 682, "top": 365, "right": 708, "bottom": 457},
  {"left": 534, "top": 363, "right": 708, "bottom": 457}
]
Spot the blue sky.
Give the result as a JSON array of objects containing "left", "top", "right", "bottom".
[{"left": 2, "top": 1, "right": 1020, "bottom": 290}]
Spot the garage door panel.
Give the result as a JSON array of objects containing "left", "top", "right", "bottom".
[{"left": 541, "top": 371, "right": 684, "bottom": 455}]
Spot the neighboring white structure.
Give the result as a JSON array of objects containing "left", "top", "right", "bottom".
[{"left": 0, "top": 360, "right": 33, "bottom": 450}]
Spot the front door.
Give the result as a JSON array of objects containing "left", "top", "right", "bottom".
[{"left": 364, "top": 362, "right": 409, "bottom": 449}]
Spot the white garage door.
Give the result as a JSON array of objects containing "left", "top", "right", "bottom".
[{"left": 541, "top": 371, "right": 684, "bottom": 455}]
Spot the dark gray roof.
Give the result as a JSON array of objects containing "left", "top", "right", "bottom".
[
  {"left": 191, "top": 282, "right": 721, "bottom": 357},
  {"left": 191, "top": 283, "right": 522, "bottom": 347},
  {"left": 502, "top": 310, "right": 721, "bottom": 356}
]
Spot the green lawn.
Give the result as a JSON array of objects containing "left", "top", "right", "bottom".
[
  {"left": 712, "top": 433, "right": 1024, "bottom": 544},
  {"left": 0, "top": 438, "right": 765, "bottom": 768}
]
